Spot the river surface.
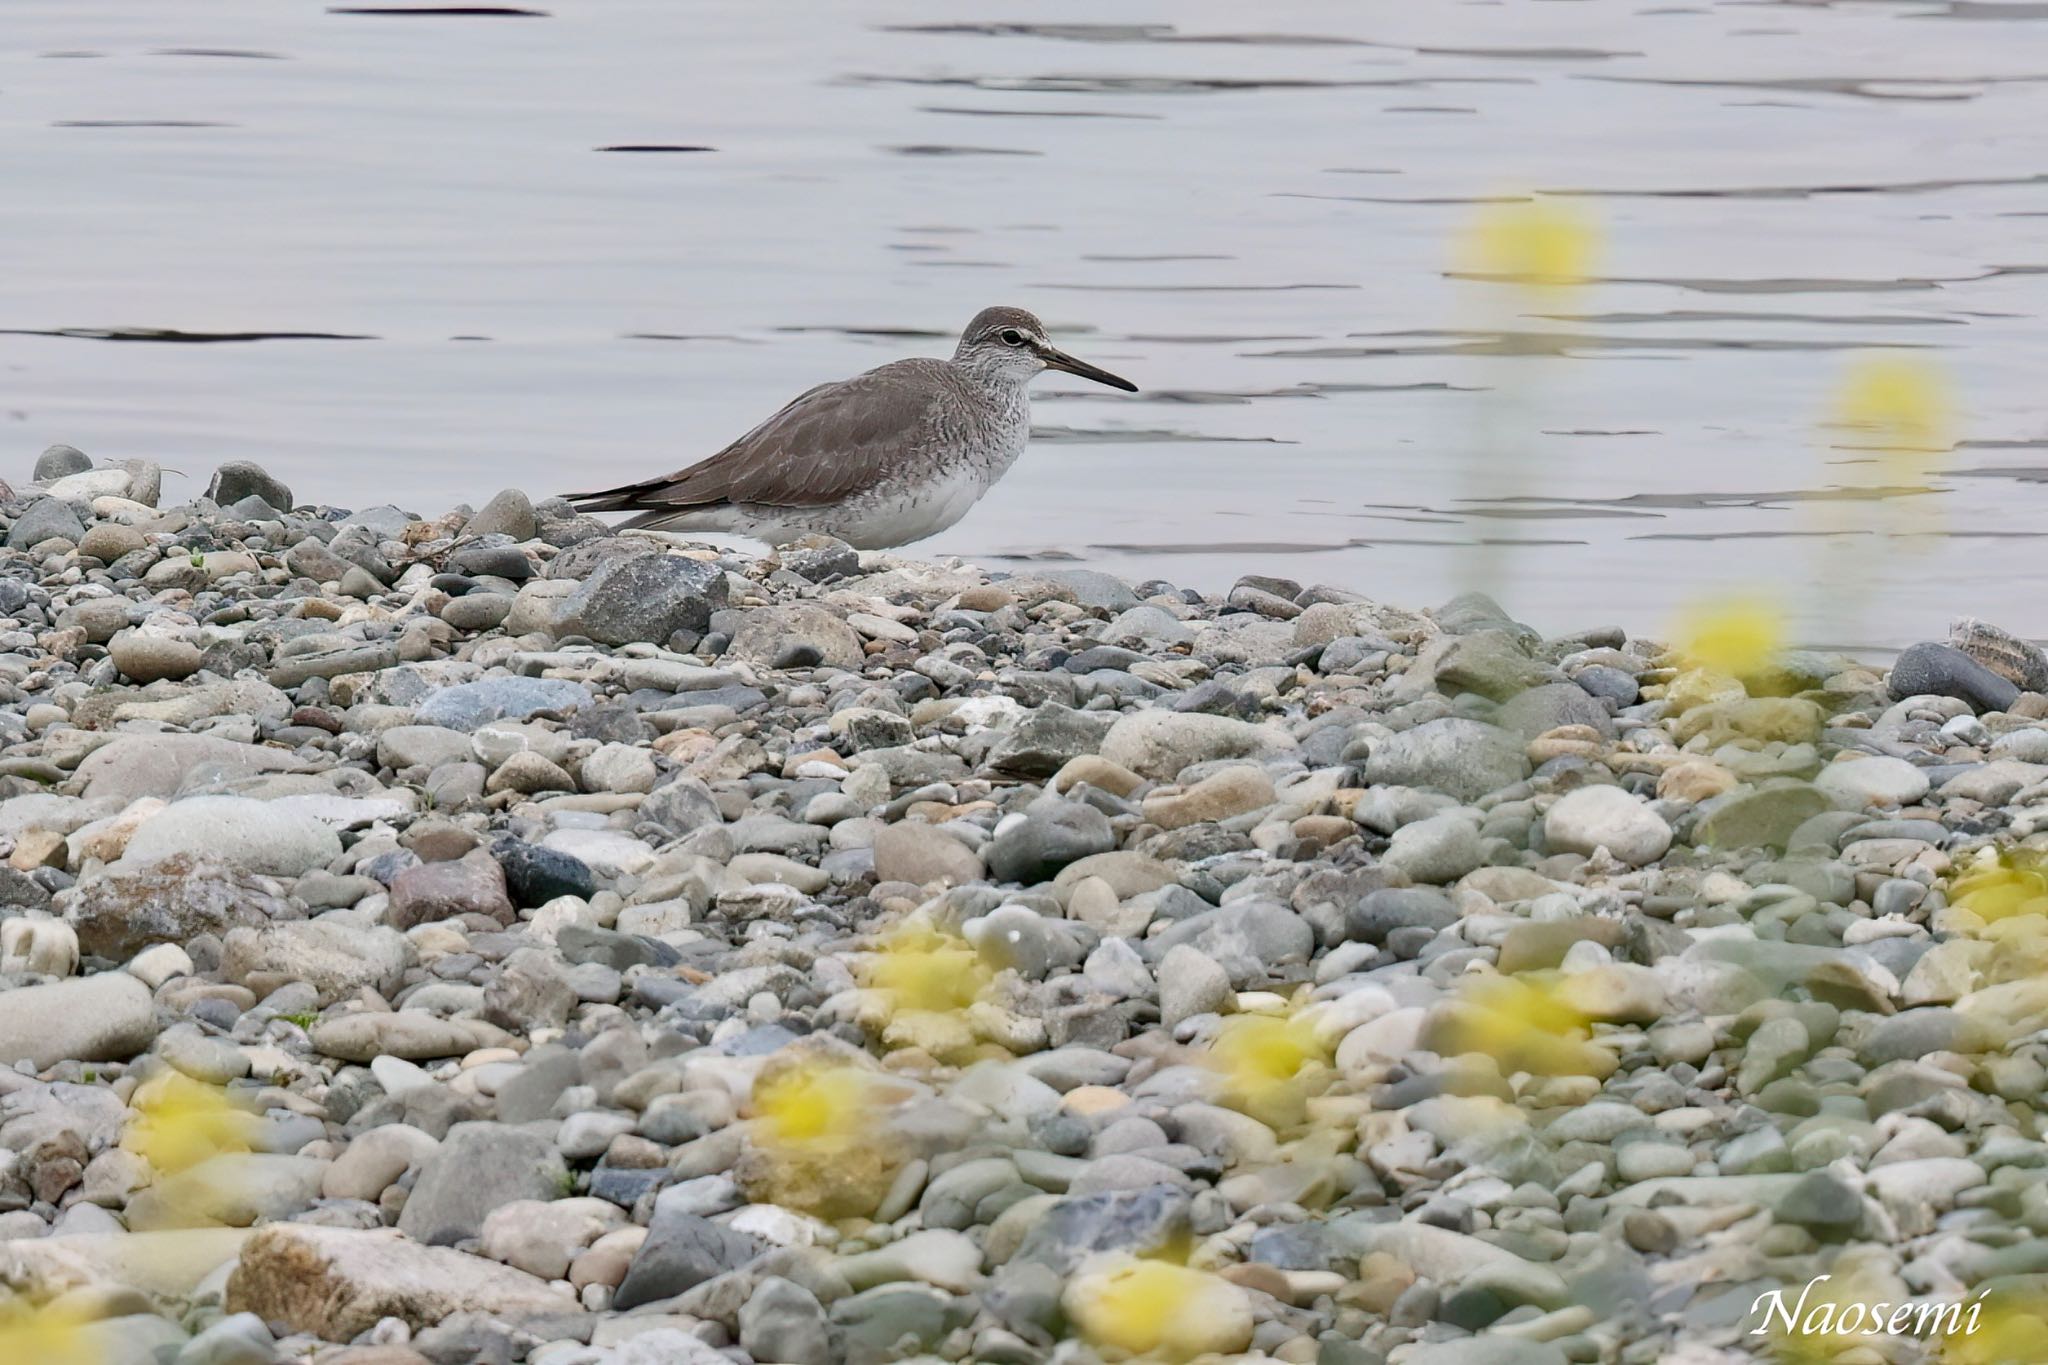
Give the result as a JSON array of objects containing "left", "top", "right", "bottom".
[{"left": 6, "top": 1, "right": 2047, "bottom": 649}]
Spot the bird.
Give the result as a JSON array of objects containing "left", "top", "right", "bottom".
[{"left": 565, "top": 305, "right": 1136, "bottom": 549}]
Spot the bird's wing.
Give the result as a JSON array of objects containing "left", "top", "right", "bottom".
[{"left": 569, "top": 360, "right": 952, "bottom": 514}]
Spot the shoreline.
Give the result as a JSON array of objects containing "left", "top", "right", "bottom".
[{"left": 1, "top": 447, "right": 2044, "bottom": 1363}]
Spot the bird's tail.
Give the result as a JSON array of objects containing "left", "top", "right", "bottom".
[{"left": 562, "top": 477, "right": 711, "bottom": 531}]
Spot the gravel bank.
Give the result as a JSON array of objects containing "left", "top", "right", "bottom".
[{"left": 1, "top": 446, "right": 2044, "bottom": 1364}]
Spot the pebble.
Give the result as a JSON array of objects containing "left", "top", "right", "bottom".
[{"left": 1543, "top": 783, "right": 1673, "bottom": 866}]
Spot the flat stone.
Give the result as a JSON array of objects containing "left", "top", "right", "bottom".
[
  {"left": 1365, "top": 719, "right": 1530, "bottom": 803},
  {"left": 1100, "top": 711, "right": 1294, "bottom": 782},
  {"left": 724, "top": 603, "right": 864, "bottom": 671},
  {"left": 122, "top": 796, "right": 342, "bottom": 878},
  {"left": 0, "top": 972, "right": 156, "bottom": 1068},
  {"left": 1814, "top": 756, "right": 1931, "bottom": 809},
  {"left": 220, "top": 920, "right": 412, "bottom": 1004},
  {"left": 67, "top": 853, "right": 291, "bottom": 960},
  {"left": 414, "top": 677, "right": 593, "bottom": 732},
  {"left": 873, "top": 822, "right": 984, "bottom": 888},
  {"left": 225, "top": 1224, "right": 577, "bottom": 1340},
  {"left": 74, "top": 734, "right": 302, "bottom": 805}
]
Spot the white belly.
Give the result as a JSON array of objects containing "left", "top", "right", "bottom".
[{"left": 826, "top": 464, "right": 998, "bottom": 548}]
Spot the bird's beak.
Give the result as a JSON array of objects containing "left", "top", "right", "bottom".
[{"left": 1038, "top": 344, "right": 1138, "bottom": 393}]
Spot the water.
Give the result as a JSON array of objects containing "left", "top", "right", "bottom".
[{"left": 6, "top": 0, "right": 2047, "bottom": 650}]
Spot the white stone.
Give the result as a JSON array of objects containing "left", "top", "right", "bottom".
[
  {"left": 127, "top": 942, "right": 194, "bottom": 989},
  {"left": 0, "top": 972, "right": 156, "bottom": 1068},
  {"left": 580, "top": 743, "right": 657, "bottom": 795},
  {"left": 541, "top": 829, "right": 656, "bottom": 878},
  {"left": 1544, "top": 784, "right": 1672, "bottom": 866},
  {"left": 1815, "top": 756, "right": 1931, "bottom": 809},
  {"left": 122, "top": 796, "right": 342, "bottom": 878},
  {"left": 1, "top": 915, "right": 78, "bottom": 977},
  {"left": 46, "top": 468, "right": 133, "bottom": 501}
]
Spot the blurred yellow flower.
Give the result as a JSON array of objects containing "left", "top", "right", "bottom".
[
  {"left": 1832, "top": 355, "right": 1952, "bottom": 455},
  {"left": 1440, "top": 975, "right": 1611, "bottom": 1078},
  {"left": 1949, "top": 851, "right": 2048, "bottom": 924},
  {"left": 1207, "top": 1010, "right": 1328, "bottom": 1125},
  {"left": 1458, "top": 199, "right": 1600, "bottom": 288},
  {"left": 1672, "top": 594, "right": 1785, "bottom": 686},
  {"left": 123, "top": 1073, "right": 250, "bottom": 1177},
  {"left": 751, "top": 1060, "right": 876, "bottom": 1150},
  {"left": 1944, "top": 1291, "right": 2048, "bottom": 1363},
  {"left": 0, "top": 1301, "right": 99, "bottom": 1365},
  {"left": 864, "top": 921, "right": 988, "bottom": 1015},
  {"left": 1067, "top": 1259, "right": 1249, "bottom": 1360}
]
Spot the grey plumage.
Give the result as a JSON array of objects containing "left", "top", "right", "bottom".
[{"left": 566, "top": 305, "right": 1135, "bottom": 549}]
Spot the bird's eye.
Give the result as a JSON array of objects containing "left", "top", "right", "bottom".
[{"left": 998, "top": 329, "right": 1024, "bottom": 346}]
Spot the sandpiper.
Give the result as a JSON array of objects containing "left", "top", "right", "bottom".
[{"left": 566, "top": 305, "right": 1136, "bottom": 549}]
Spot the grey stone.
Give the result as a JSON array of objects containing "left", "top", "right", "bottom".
[
  {"left": 1159, "top": 944, "right": 1232, "bottom": 1026},
  {"left": 1015, "top": 1185, "right": 1192, "bottom": 1274},
  {"left": 1434, "top": 629, "right": 1555, "bottom": 702},
  {"left": 1496, "top": 681, "right": 1614, "bottom": 739},
  {"left": 739, "top": 1276, "right": 832, "bottom": 1365},
  {"left": 6, "top": 497, "right": 85, "bottom": 550},
  {"left": 465, "top": 488, "right": 538, "bottom": 542},
  {"left": 1365, "top": 718, "right": 1530, "bottom": 803},
  {"left": 614, "top": 1203, "right": 768, "bottom": 1310},
  {"left": 397, "top": 1122, "right": 567, "bottom": 1246},
  {"left": 414, "top": 676, "right": 593, "bottom": 732},
  {"left": 1381, "top": 812, "right": 1486, "bottom": 884},
  {"left": 67, "top": 853, "right": 290, "bottom": 960},
  {"left": 34, "top": 443, "right": 92, "bottom": 481},
  {"left": 985, "top": 801, "right": 1115, "bottom": 884},
  {"left": 724, "top": 603, "right": 865, "bottom": 671},
  {"left": 174, "top": 1310, "right": 275, "bottom": 1365},
  {"left": 1775, "top": 1171, "right": 1864, "bottom": 1233},
  {"left": 206, "top": 460, "right": 294, "bottom": 511},
  {"left": 553, "top": 553, "right": 726, "bottom": 646},
  {"left": 1889, "top": 641, "right": 2020, "bottom": 713},
  {"left": 987, "top": 705, "right": 1116, "bottom": 779}
]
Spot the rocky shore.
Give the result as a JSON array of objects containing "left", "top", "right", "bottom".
[{"left": 2, "top": 443, "right": 2045, "bottom": 1365}]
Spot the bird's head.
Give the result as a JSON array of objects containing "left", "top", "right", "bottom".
[{"left": 955, "top": 305, "right": 1137, "bottom": 393}]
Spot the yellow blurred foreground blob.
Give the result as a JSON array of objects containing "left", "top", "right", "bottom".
[
  {"left": 1064, "top": 1258, "right": 1254, "bottom": 1361},
  {"left": 1672, "top": 594, "right": 1786, "bottom": 691},
  {"left": 123, "top": 1073, "right": 252, "bottom": 1178},
  {"left": 1832, "top": 354, "right": 1953, "bottom": 458},
  {"left": 1457, "top": 198, "right": 1601, "bottom": 288},
  {"left": 1439, "top": 975, "right": 1613, "bottom": 1078},
  {"left": 1944, "top": 1290, "right": 2048, "bottom": 1364},
  {"left": 865, "top": 921, "right": 989, "bottom": 1015},
  {"left": 1206, "top": 1009, "right": 1329, "bottom": 1126},
  {"left": 1948, "top": 850, "right": 2048, "bottom": 924},
  {"left": 0, "top": 1301, "right": 100, "bottom": 1365},
  {"left": 752, "top": 1060, "right": 877, "bottom": 1151}
]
